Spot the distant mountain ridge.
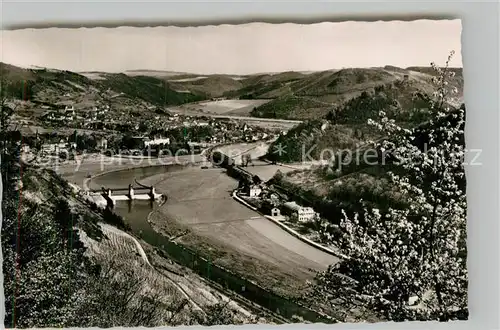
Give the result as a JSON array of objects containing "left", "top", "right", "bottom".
[
  {"left": 1, "top": 62, "right": 463, "bottom": 122},
  {"left": 0, "top": 62, "right": 206, "bottom": 108}
]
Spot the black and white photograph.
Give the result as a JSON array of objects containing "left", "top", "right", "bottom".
[{"left": 1, "top": 18, "right": 467, "bottom": 327}]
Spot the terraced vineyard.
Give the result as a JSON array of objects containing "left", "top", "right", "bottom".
[{"left": 78, "top": 222, "right": 261, "bottom": 324}]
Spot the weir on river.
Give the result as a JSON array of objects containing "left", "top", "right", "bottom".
[{"left": 87, "top": 184, "right": 162, "bottom": 207}]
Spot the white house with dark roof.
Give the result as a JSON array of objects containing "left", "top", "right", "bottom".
[
  {"left": 144, "top": 137, "right": 171, "bottom": 147},
  {"left": 283, "top": 201, "right": 317, "bottom": 222},
  {"left": 245, "top": 184, "right": 262, "bottom": 197}
]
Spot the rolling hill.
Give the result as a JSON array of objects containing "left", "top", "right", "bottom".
[
  {"left": 259, "top": 64, "right": 464, "bottom": 169},
  {"left": 0, "top": 62, "right": 207, "bottom": 110},
  {"left": 1, "top": 62, "right": 463, "bottom": 127},
  {"left": 154, "top": 65, "right": 463, "bottom": 121},
  {"left": 248, "top": 66, "right": 463, "bottom": 120},
  {"left": 167, "top": 75, "right": 244, "bottom": 98}
]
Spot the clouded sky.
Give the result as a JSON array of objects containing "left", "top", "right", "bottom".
[{"left": 0, "top": 19, "right": 462, "bottom": 74}]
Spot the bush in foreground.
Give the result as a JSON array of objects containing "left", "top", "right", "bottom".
[{"left": 311, "top": 51, "right": 467, "bottom": 322}]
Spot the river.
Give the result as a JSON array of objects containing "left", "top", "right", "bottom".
[
  {"left": 89, "top": 163, "right": 337, "bottom": 273},
  {"left": 89, "top": 171, "right": 336, "bottom": 324},
  {"left": 71, "top": 153, "right": 339, "bottom": 322}
]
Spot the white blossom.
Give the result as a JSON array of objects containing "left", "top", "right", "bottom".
[{"left": 314, "top": 51, "right": 467, "bottom": 321}]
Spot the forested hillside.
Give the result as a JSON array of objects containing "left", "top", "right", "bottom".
[
  {"left": 266, "top": 53, "right": 468, "bottom": 322},
  {"left": 0, "top": 62, "right": 207, "bottom": 109}
]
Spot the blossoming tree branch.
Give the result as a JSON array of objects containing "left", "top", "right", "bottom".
[{"left": 311, "top": 51, "right": 467, "bottom": 322}]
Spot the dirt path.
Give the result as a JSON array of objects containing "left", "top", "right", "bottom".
[{"left": 100, "top": 223, "right": 152, "bottom": 266}]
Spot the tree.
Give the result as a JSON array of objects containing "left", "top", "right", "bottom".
[
  {"left": 272, "top": 169, "right": 284, "bottom": 183},
  {"left": 1, "top": 179, "right": 90, "bottom": 328},
  {"left": 121, "top": 133, "right": 139, "bottom": 150},
  {"left": 138, "top": 122, "right": 149, "bottom": 133},
  {"left": 194, "top": 301, "right": 243, "bottom": 326},
  {"left": 245, "top": 153, "right": 252, "bottom": 166},
  {"left": 252, "top": 175, "right": 262, "bottom": 185},
  {"left": 312, "top": 51, "right": 467, "bottom": 321},
  {"left": 68, "top": 132, "right": 97, "bottom": 152},
  {"left": 270, "top": 193, "right": 280, "bottom": 207}
]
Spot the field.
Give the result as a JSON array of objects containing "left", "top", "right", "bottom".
[
  {"left": 167, "top": 76, "right": 209, "bottom": 82},
  {"left": 241, "top": 161, "right": 311, "bottom": 182},
  {"left": 178, "top": 99, "right": 271, "bottom": 116},
  {"left": 123, "top": 70, "right": 191, "bottom": 78}
]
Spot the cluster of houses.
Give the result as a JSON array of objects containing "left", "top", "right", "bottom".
[
  {"left": 210, "top": 121, "right": 270, "bottom": 144},
  {"left": 42, "top": 105, "right": 111, "bottom": 127},
  {"left": 39, "top": 137, "right": 110, "bottom": 157},
  {"left": 146, "top": 116, "right": 272, "bottom": 145},
  {"left": 24, "top": 130, "right": 108, "bottom": 158},
  {"left": 40, "top": 101, "right": 277, "bottom": 148},
  {"left": 240, "top": 182, "right": 319, "bottom": 223},
  {"left": 163, "top": 113, "right": 209, "bottom": 128},
  {"left": 25, "top": 138, "right": 77, "bottom": 158},
  {"left": 119, "top": 135, "right": 208, "bottom": 155},
  {"left": 144, "top": 137, "right": 171, "bottom": 147},
  {"left": 281, "top": 201, "right": 317, "bottom": 222},
  {"left": 40, "top": 140, "right": 74, "bottom": 156}
]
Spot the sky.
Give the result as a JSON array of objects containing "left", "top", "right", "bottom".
[{"left": 0, "top": 19, "right": 462, "bottom": 75}]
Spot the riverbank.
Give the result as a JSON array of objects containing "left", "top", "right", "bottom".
[
  {"left": 142, "top": 208, "right": 335, "bottom": 324},
  {"left": 231, "top": 191, "right": 347, "bottom": 260},
  {"left": 66, "top": 144, "right": 341, "bottom": 323},
  {"left": 146, "top": 207, "right": 310, "bottom": 298},
  {"left": 92, "top": 165, "right": 339, "bottom": 322}
]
